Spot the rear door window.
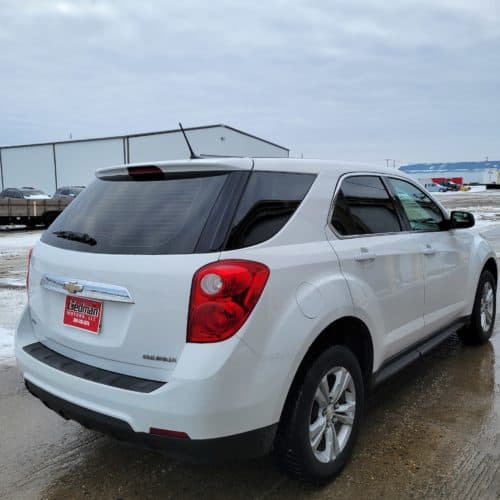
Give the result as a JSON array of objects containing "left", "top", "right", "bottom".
[
  {"left": 224, "top": 171, "right": 316, "bottom": 249},
  {"left": 331, "top": 175, "right": 402, "bottom": 235},
  {"left": 42, "top": 172, "right": 232, "bottom": 254}
]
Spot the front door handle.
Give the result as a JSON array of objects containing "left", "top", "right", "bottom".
[
  {"left": 354, "top": 248, "right": 376, "bottom": 262},
  {"left": 423, "top": 244, "right": 436, "bottom": 256}
]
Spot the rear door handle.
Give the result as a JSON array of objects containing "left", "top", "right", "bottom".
[
  {"left": 354, "top": 249, "right": 376, "bottom": 262},
  {"left": 423, "top": 245, "right": 436, "bottom": 256}
]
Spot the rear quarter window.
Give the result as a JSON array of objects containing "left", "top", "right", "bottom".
[{"left": 224, "top": 171, "right": 316, "bottom": 250}]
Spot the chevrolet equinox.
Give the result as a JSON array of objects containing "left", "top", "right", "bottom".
[{"left": 16, "top": 158, "right": 497, "bottom": 483}]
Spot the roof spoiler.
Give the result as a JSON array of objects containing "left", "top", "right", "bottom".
[{"left": 96, "top": 158, "right": 254, "bottom": 179}]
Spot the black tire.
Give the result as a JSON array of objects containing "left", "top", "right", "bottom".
[
  {"left": 459, "top": 270, "right": 496, "bottom": 345},
  {"left": 274, "top": 345, "right": 364, "bottom": 484}
]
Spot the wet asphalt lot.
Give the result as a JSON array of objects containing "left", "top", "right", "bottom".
[
  {"left": 1, "top": 193, "right": 500, "bottom": 499},
  {"left": 1, "top": 325, "right": 499, "bottom": 499}
]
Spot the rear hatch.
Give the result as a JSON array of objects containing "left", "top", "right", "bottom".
[{"left": 28, "top": 160, "right": 252, "bottom": 382}]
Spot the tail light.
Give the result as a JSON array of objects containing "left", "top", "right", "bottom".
[
  {"left": 187, "top": 260, "right": 270, "bottom": 343},
  {"left": 26, "top": 248, "right": 33, "bottom": 294}
]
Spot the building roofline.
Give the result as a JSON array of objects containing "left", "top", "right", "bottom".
[
  {"left": 217, "top": 124, "right": 289, "bottom": 152},
  {"left": 0, "top": 124, "right": 289, "bottom": 153}
]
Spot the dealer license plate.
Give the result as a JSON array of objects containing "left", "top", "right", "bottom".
[{"left": 63, "top": 295, "right": 103, "bottom": 334}]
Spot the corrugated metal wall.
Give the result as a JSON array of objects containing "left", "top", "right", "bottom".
[
  {"left": 55, "top": 139, "right": 124, "bottom": 188},
  {"left": 0, "top": 125, "right": 288, "bottom": 194},
  {"left": 1, "top": 145, "right": 55, "bottom": 194}
]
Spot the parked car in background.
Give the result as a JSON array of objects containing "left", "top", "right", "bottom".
[
  {"left": 0, "top": 186, "right": 70, "bottom": 227},
  {"left": 440, "top": 181, "right": 460, "bottom": 191},
  {"left": 0, "top": 187, "right": 51, "bottom": 200},
  {"left": 52, "top": 186, "right": 85, "bottom": 201},
  {"left": 16, "top": 159, "right": 497, "bottom": 483},
  {"left": 424, "top": 183, "right": 447, "bottom": 193}
]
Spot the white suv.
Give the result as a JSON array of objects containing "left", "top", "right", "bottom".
[{"left": 15, "top": 158, "right": 496, "bottom": 483}]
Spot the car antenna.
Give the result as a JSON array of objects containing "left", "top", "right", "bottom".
[{"left": 178, "top": 122, "right": 199, "bottom": 159}]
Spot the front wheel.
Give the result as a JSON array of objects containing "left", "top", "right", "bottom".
[
  {"left": 459, "top": 270, "right": 496, "bottom": 344},
  {"left": 274, "top": 346, "right": 364, "bottom": 484}
]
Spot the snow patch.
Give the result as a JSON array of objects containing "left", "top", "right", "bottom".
[
  {"left": 0, "top": 231, "right": 42, "bottom": 249},
  {"left": 0, "top": 277, "right": 25, "bottom": 288},
  {"left": 0, "top": 289, "right": 26, "bottom": 365},
  {"left": 0, "top": 327, "right": 14, "bottom": 363}
]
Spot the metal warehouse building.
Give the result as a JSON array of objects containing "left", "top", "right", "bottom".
[
  {"left": 399, "top": 161, "right": 500, "bottom": 184},
  {"left": 0, "top": 124, "right": 289, "bottom": 194}
]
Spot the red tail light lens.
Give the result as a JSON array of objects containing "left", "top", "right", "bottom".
[
  {"left": 26, "top": 248, "right": 33, "bottom": 293},
  {"left": 187, "top": 260, "right": 270, "bottom": 343}
]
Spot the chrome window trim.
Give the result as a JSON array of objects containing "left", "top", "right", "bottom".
[
  {"left": 327, "top": 171, "right": 449, "bottom": 240},
  {"left": 40, "top": 274, "right": 135, "bottom": 304}
]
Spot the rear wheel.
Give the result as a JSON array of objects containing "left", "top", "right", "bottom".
[
  {"left": 275, "top": 346, "right": 364, "bottom": 484},
  {"left": 459, "top": 270, "right": 496, "bottom": 344}
]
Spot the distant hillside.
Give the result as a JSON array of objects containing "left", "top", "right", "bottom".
[{"left": 400, "top": 161, "right": 500, "bottom": 173}]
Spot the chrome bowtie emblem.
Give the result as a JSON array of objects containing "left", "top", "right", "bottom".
[{"left": 63, "top": 281, "right": 84, "bottom": 294}]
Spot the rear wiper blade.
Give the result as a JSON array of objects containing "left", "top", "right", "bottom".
[{"left": 53, "top": 230, "right": 97, "bottom": 246}]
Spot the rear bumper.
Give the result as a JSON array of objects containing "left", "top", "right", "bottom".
[
  {"left": 25, "top": 380, "right": 277, "bottom": 462},
  {"left": 15, "top": 305, "right": 282, "bottom": 451},
  {"left": 23, "top": 342, "right": 165, "bottom": 393}
]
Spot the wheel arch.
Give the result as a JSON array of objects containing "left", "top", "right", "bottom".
[
  {"left": 482, "top": 257, "right": 497, "bottom": 285},
  {"left": 279, "top": 316, "right": 374, "bottom": 422}
]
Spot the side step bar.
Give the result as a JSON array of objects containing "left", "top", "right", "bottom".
[{"left": 372, "top": 318, "right": 468, "bottom": 387}]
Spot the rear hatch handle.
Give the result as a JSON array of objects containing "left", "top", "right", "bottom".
[{"left": 40, "top": 274, "right": 135, "bottom": 304}]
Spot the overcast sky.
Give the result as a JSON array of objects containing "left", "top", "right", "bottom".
[{"left": 1, "top": 0, "right": 499, "bottom": 165}]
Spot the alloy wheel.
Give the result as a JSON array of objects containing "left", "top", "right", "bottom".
[
  {"left": 309, "top": 366, "right": 356, "bottom": 463},
  {"left": 480, "top": 281, "right": 494, "bottom": 332}
]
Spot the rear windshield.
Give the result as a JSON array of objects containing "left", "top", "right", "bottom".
[{"left": 42, "top": 173, "right": 230, "bottom": 254}]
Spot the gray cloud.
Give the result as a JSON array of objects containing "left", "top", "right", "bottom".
[{"left": 1, "top": 0, "right": 499, "bottom": 164}]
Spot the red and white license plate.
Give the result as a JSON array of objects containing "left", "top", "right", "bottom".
[{"left": 63, "top": 296, "right": 103, "bottom": 334}]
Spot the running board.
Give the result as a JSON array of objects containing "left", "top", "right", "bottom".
[{"left": 372, "top": 318, "right": 468, "bottom": 387}]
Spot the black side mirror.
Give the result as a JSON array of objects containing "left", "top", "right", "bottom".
[{"left": 449, "top": 210, "right": 475, "bottom": 229}]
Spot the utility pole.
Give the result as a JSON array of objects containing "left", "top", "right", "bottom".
[{"left": 385, "top": 159, "right": 391, "bottom": 168}]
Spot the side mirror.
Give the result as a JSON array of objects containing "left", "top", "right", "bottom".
[{"left": 449, "top": 210, "right": 475, "bottom": 229}]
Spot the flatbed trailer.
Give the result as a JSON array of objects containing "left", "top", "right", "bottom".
[{"left": 0, "top": 198, "right": 70, "bottom": 227}]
